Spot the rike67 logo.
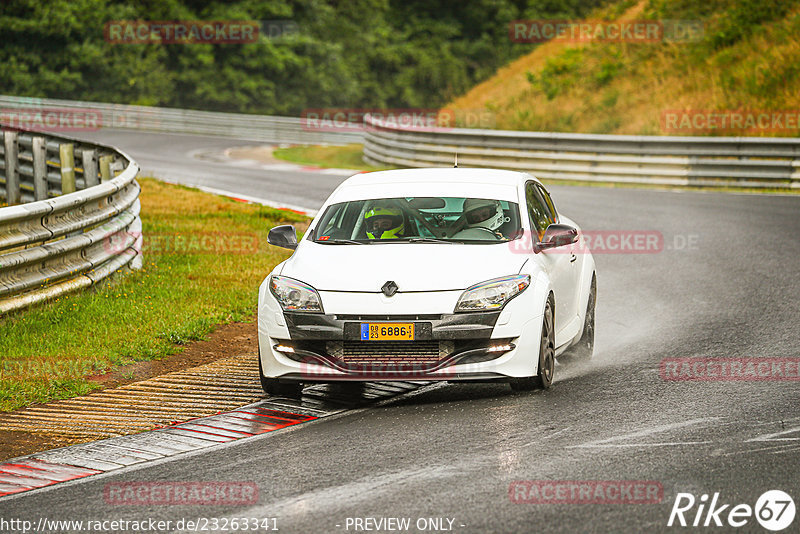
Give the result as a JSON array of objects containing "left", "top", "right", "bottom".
[{"left": 668, "top": 490, "right": 795, "bottom": 531}]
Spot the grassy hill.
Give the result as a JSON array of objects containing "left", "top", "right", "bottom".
[{"left": 448, "top": 0, "right": 800, "bottom": 136}]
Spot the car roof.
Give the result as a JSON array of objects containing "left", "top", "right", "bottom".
[{"left": 340, "top": 168, "right": 536, "bottom": 188}]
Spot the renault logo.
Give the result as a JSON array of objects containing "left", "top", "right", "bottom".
[{"left": 381, "top": 281, "right": 398, "bottom": 297}]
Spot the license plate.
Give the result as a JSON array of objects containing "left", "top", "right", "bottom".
[{"left": 360, "top": 323, "right": 414, "bottom": 341}]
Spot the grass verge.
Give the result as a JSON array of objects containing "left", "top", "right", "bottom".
[
  {"left": 0, "top": 177, "right": 307, "bottom": 412},
  {"left": 272, "top": 143, "right": 392, "bottom": 171}
]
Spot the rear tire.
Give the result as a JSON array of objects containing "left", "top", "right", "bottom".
[
  {"left": 510, "top": 298, "right": 555, "bottom": 391},
  {"left": 258, "top": 355, "right": 303, "bottom": 398}
]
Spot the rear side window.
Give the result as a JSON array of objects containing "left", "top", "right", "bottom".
[
  {"left": 535, "top": 183, "right": 558, "bottom": 222},
  {"left": 526, "top": 183, "right": 552, "bottom": 240}
]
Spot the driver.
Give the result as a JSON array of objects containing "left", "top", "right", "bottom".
[
  {"left": 461, "top": 198, "right": 505, "bottom": 237},
  {"left": 364, "top": 206, "right": 405, "bottom": 239}
]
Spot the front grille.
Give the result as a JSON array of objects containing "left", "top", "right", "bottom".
[
  {"left": 282, "top": 339, "right": 504, "bottom": 374},
  {"left": 326, "top": 341, "right": 454, "bottom": 365}
]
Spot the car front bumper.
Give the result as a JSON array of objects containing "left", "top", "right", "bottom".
[{"left": 258, "top": 284, "right": 544, "bottom": 382}]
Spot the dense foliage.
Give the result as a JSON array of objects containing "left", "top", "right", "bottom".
[{"left": 0, "top": 0, "right": 610, "bottom": 115}]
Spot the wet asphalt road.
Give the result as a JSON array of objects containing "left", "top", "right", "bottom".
[
  {"left": 1, "top": 131, "right": 799, "bottom": 533},
  {"left": 76, "top": 130, "right": 348, "bottom": 210}
]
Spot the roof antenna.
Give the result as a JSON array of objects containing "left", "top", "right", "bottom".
[{"left": 454, "top": 151, "right": 458, "bottom": 168}]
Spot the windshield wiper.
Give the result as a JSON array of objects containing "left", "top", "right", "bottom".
[
  {"left": 405, "top": 237, "right": 455, "bottom": 244},
  {"left": 317, "top": 238, "right": 367, "bottom": 245}
]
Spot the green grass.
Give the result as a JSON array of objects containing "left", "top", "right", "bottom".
[
  {"left": 272, "top": 144, "right": 393, "bottom": 171},
  {"left": 0, "top": 178, "right": 307, "bottom": 412}
]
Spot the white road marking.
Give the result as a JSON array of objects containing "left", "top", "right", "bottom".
[
  {"left": 521, "top": 427, "right": 572, "bottom": 448},
  {"left": 319, "top": 168, "right": 359, "bottom": 176},
  {"left": 573, "top": 441, "right": 714, "bottom": 448},
  {"left": 771, "top": 446, "right": 800, "bottom": 455},
  {"left": 720, "top": 443, "right": 800, "bottom": 457},
  {"left": 567, "top": 418, "right": 718, "bottom": 449},
  {"left": 168, "top": 182, "right": 318, "bottom": 216},
  {"left": 745, "top": 425, "right": 800, "bottom": 442}
]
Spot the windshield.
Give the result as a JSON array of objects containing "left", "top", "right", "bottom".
[{"left": 312, "top": 197, "right": 521, "bottom": 244}]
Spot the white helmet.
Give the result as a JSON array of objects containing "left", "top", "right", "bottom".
[{"left": 463, "top": 198, "right": 505, "bottom": 232}]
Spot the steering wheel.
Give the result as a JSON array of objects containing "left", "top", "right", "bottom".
[{"left": 396, "top": 200, "right": 444, "bottom": 238}]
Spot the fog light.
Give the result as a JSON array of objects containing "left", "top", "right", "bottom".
[
  {"left": 274, "top": 344, "right": 295, "bottom": 353},
  {"left": 488, "top": 344, "right": 513, "bottom": 353}
]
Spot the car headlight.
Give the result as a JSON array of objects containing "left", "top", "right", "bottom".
[
  {"left": 455, "top": 275, "right": 530, "bottom": 312},
  {"left": 269, "top": 275, "right": 323, "bottom": 313}
]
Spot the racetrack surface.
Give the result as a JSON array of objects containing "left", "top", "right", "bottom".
[
  {"left": 2, "top": 130, "right": 799, "bottom": 532},
  {"left": 75, "top": 130, "right": 350, "bottom": 210}
]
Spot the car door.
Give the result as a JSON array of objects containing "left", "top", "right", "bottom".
[
  {"left": 525, "top": 181, "right": 577, "bottom": 346},
  {"left": 534, "top": 182, "right": 582, "bottom": 324}
]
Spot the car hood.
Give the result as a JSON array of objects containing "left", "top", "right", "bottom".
[{"left": 280, "top": 241, "right": 528, "bottom": 292}]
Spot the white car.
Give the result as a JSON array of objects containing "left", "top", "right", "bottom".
[{"left": 258, "top": 168, "right": 596, "bottom": 397}]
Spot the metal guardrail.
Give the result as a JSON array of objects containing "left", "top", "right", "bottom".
[
  {"left": 0, "top": 95, "right": 362, "bottom": 146},
  {"left": 363, "top": 115, "right": 800, "bottom": 189},
  {"left": 0, "top": 127, "right": 142, "bottom": 314}
]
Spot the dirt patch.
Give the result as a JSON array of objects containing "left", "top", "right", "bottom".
[
  {"left": 0, "top": 431, "right": 97, "bottom": 463},
  {"left": 0, "top": 319, "right": 259, "bottom": 462},
  {"left": 226, "top": 145, "right": 283, "bottom": 165},
  {"left": 87, "top": 319, "right": 258, "bottom": 389}
]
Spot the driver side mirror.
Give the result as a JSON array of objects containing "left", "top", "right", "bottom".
[
  {"left": 534, "top": 223, "right": 579, "bottom": 253},
  {"left": 268, "top": 225, "right": 297, "bottom": 250}
]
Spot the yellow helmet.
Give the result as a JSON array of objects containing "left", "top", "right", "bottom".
[{"left": 365, "top": 206, "right": 404, "bottom": 239}]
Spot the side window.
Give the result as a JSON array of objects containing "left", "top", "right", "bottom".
[
  {"left": 535, "top": 183, "right": 558, "bottom": 223},
  {"left": 526, "top": 182, "right": 551, "bottom": 240},
  {"left": 313, "top": 202, "right": 358, "bottom": 240},
  {"left": 322, "top": 204, "right": 346, "bottom": 235}
]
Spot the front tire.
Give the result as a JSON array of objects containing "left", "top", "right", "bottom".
[
  {"left": 258, "top": 355, "right": 303, "bottom": 398},
  {"left": 510, "top": 298, "right": 555, "bottom": 391}
]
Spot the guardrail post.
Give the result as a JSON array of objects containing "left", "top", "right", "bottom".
[
  {"left": 59, "top": 143, "right": 76, "bottom": 194},
  {"left": 81, "top": 149, "right": 99, "bottom": 187},
  {"left": 110, "top": 159, "right": 123, "bottom": 177},
  {"left": 3, "top": 131, "right": 21, "bottom": 205},
  {"left": 99, "top": 155, "right": 113, "bottom": 182},
  {"left": 32, "top": 136, "right": 48, "bottom": 200}
]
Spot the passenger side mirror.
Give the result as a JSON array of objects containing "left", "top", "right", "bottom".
[
  {"left": 268, "top": 225, "right": 298, "bottom": 250},
  {"left": 535, "top": 224, "right": 578, "bottom": 253}
]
